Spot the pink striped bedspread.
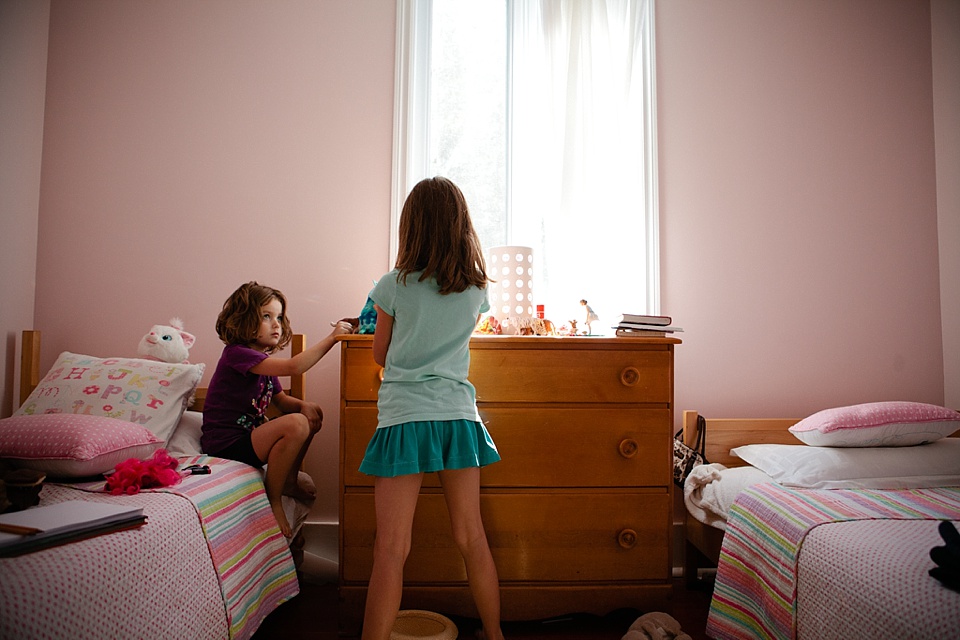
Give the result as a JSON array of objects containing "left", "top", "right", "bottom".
[
  {"left": 155, "top": 455, "right": 300, "bottom": 638},
  {"left": 0, "top": 455, "right": 298, "bottom": 640},
  {"left": 706, "top": 483, "right": 960, "bottom": 640}
]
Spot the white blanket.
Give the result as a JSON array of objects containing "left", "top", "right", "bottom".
[{"left": 683, "top": 463, "right": 774, "bottom": 530}]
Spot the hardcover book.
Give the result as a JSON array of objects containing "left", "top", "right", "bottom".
[{"left": 0, "top": 500, "right": 146, "bottom": 556}]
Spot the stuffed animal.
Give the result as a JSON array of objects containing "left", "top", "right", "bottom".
[
  {"left": 357, "top": 290, "right": 378, "bottom": 334},
  {"left": 137, "top": 318, "right": 195, "bottom": 364},
  {"left": 621, "top": 612, "right": 692, "bottom": 640},
  {"left": 930, "top": 520, "right": 960, "bottom": 592}
]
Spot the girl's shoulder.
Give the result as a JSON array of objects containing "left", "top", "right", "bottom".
[
  {"left": 223, "top": 343, "right": 259, "bottom": 355},
  {"left": 220, "top": 343, "right": 268, "bottom": 366}
]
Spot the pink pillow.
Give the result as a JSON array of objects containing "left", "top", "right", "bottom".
[
  {"left": 0, "top": 413, "right": 162, "bottom": 477},
  {"left": 789, "top": 401, "right": 960, "bottom": 447}
]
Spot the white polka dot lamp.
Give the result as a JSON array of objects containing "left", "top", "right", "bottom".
[{"left": 487, "top": 245, "right": 534, "bottom": 322}]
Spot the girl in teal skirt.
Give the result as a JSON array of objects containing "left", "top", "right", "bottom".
[{"left": 359, "top": 177, "right": 504, "bottom": 640}]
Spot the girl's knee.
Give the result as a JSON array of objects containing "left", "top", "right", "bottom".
[
  {"left": 373, "top": 534, "right": 412, "bottom": 565},
  {"left": 283, "top": 413, "right": 310, "bottom": 439},
  {"left": 450, "top": 523, "right": 488, "bottom": 553}
]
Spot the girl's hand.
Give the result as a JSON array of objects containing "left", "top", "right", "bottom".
[
  {"left": 300, "top": 402, "right": 323, "bottom": 433},
  {"left": 330, "top": 318, "right": 358, "bottom": 336}
]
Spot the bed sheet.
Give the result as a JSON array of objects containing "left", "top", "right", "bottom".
[
  {"left": 0, "top": 455, "right": 299, "bottom": 640},
  {"left": 0, "top": 483, "right": 229, "bottom": 639},
  {"left": 683, "top": 463, "right": 774, "bottom": 530},
  {"left": 706, "top": 484, "right": 960, "bottom": 640},
  {"left": 796, "top": 519, "right": 960, "bottom": 639}
]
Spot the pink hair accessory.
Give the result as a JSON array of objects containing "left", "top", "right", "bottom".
[{"left": 105, "top": 448, "right": 182, "bottom": 495}]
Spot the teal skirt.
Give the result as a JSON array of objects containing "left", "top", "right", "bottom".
[{"left": 359, "top": 419, "right": 501, "bottom": 477}]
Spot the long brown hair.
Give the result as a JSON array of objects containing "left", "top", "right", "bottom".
[
  {"left": 215, "top": 281, "right": 292, "bottom": 353},
  {"left": 395, "top": 177, "right": 490, "bottom": 294}
]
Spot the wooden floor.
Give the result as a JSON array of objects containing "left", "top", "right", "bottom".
[{"left": 253, "top": 577, "right": 713, "bottom": 640}]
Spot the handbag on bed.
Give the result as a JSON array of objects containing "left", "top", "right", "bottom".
[{"left": 673, "top": 415, "right": 707, "bottom": 487}]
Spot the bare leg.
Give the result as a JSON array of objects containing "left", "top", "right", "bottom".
[
  {"left": 361, "top": 473, "right": 424, "bottom": 640},
  {"left": 282, "top": 434, "right": 318, "bottom": 501},
  {"left": 251, "top": 413, "right": 311, "bottom": 538},
  {"left": 284, "top": 469, "right": 317, "bottom": 502},
  {"left": 438, "top": 467, "right": 504, "bottom": 640}
]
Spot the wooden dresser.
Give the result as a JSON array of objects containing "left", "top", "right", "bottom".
[{"left": 337, "top": 334, "right": 679, "bottom": 632}]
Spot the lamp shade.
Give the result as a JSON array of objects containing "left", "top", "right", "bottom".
[{"left": 487, "top": 245, "right": 534, "bottom": 320}]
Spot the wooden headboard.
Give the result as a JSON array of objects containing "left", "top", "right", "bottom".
[
  {"left": 19, "top": 330, "right": 307, "bottom": 410},
  {"left": 682, "top": 409, "right": 960, "bottom": 468},
  {"left": 681, "top": 410, "right": 801, "bottom": 468}
]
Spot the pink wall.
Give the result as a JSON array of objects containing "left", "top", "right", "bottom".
[
  {"left": 0, "top": 0, "right": 48, "bottom": 417},
  {"left": 31, "top": 0, "right": 397, "bottom": 522},
  {"left": 658, "top": 0, "right": 945, "bottom": 419},
  {"left": 3, "top": 0, "right": 953, "bottom": 524},
  {"left": 932, "top": 0, "right": 960, "bottom": 410}
]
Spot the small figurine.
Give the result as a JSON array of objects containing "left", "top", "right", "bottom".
[
  {"left": 531, "top": 318, "right": 555, "bottom": 336},
  {"left": 580, "top": 299, "right": 599, "bottom": 335},
  {"left": 475, "top": 315, "right": 501, "bottom": 335},
  {"left": 517, "top": 317, "right": 535, "bottom": 335}
]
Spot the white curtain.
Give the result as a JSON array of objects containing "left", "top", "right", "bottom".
[
  {"left": 392, "top": 0, "right": 659, "bottom": 326},
  {"left": 509, "top": 0, "right": 658, "bottom": 323}
]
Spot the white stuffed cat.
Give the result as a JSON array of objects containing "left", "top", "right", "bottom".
[{"left": 137, "top": 318, "right": 196, "bottom": 364}]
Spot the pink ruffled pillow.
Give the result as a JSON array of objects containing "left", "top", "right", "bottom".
[
  {"left": 0, "top": 413, "right": 162, "bottom": 477},
  {"left": 789, "top": 401, "right": 960, "bottom": 447}
]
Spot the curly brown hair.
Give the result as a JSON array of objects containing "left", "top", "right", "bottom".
[
  {"left": 395, "top": 176, "right": 490, "bottom": 294},
  {"left": 215, "top": 281, "right": 292, "bottom": 353}
]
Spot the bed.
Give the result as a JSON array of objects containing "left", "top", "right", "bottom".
[
  {"left": 680, "top": 405, "right": 960, "bottom": 639},
  {"left": 680, "top": 410, "right": 801, "bottom": 585},
  {"left": 0, "top": 330, "right": 314, "bottom": 640}
]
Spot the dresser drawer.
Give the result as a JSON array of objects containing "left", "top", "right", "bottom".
[
  {"left": 341, "top": 406, "right": 671, "bottom": 488},
  {"left": 341, "top": 343, "right": 673, "bottom": 404},
  {"left": 341, "top": 491, "right": 671, "bottom": 584},
  {"left": 340, "top": 345, "right": 383, "bottom": 401},
  {"left": 471, "top": 348, "right": 672, "bottom": 404}
]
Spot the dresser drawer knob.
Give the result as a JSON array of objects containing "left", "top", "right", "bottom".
[
  {"left": 378, "top": 367, "right": 384, "bottom": 382},
  {"left": 619, "top": 367, "right": 640, "bottom": 386},
  {"left": 618, "top": 439, "right": 639, "bottom": 458},
  {"left": 618, "top": 528, "right": 638, "bottom": 549}
]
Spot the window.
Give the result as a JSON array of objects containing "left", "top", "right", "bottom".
[{"left": 392, "top": 0, "right": 659, "bottom": 330}]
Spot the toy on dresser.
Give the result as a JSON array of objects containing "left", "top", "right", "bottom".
[
  {"left": 137, "top": 318, "right": 196, "bottom": 364},
  {"left": 357, "top": 294, "right": 377, "bottom": 334}
]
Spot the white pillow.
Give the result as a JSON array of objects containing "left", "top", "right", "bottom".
[
  {"left": 167, "top": 410, "right": 203, "bottom": 457},
  {"left": 15, "top": 351, "right": 204, "bottom": 446},
  {"left": 788, "top": 401, "right": 960, "bottom": 447},
  {"left": 732, "top": 438, "right": 960, "bottom": 489}
]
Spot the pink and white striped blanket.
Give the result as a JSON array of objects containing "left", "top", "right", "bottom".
[
  {"left": 706, "top": 483, "right": 960, "bottom": 640},
  {"left": 0, "top": 455, "right": 298, "bottom": 640},
  {"left": 157, "top": 455, "right": 300, "bottom": 638}
]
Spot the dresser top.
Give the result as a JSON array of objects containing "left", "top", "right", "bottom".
[{"left": 337, "top": 334, "right": 681, "bottom": 348}]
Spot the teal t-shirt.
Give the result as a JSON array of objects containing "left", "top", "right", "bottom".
[{"left": 370, "top": 269, "right": 490, "bottom": 428}]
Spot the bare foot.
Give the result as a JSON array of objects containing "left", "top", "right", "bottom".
[
  {"left": 283, "top": 471, "right": 317, "bottom": 502},
  {"left": 270, "top": 501, "right": 292, "bottom": 538}
]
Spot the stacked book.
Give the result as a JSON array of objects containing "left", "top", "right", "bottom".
[
  {"left": 0, "top": 500, "right": 146, "bottom": 556},
  {"left": 613, "top": 313, "right": 683, "bottom": 337}
]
